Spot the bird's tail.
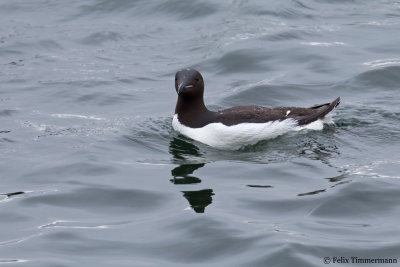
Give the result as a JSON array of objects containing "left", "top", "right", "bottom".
[{"left": 295, "top": 97, "right": 340, "bottom": 125}]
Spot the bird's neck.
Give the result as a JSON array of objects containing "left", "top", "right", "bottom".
[
  {"left": 175, "top": 96, "right": 215, "bottom": 128},
  {"left": 175, "top": 95, "right": 209, "bottom": 114}
]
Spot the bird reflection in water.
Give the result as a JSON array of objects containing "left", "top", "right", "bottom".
[
  {"left": 169, "top": 137, "right": 214, "bottom": 213},
  {"left": 181, "top": 189, "right": 214, "bottom": 213}
]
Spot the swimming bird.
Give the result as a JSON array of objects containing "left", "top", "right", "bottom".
[{"left": 172, "top": 68, "right": 340, "bottom": 149}]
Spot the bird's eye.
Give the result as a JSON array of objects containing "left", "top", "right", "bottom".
[
  {"left": 195, "top": 78, "right": 199, "bottom": 81},
  {"left": 175, "top": 78, "right": 177, "bottom": 81}
]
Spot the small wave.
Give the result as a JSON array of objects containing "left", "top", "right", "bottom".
[
  {"left": 20, "top": 111, "right": 126, "bottom": 140},
  {"left": 245, "top": 5, "right": 313, "bottom": 20},
  {"left": 153, "top": 0, "right": 219, "bottom": 20},
  {"left": 213, "top": 49, "right": 271, "bottom": 74},
  {"left": 120, "top": 116, "right": 172, "bottom": 156},
  {"left": 0, "top": 259, "right": 29, "bottom": 264},
  {"left": 0, "top": 109, "right": 18, "bottom": 116},
  {"left": 21, "top": 186, "right": 171, "bottom": 214},
  {"left": 225, "top": 73, "right": 286, "bottom": 96},
  {"left": 76, "top": 0, "right": 218, "bottom": 20},
  {"left": 300, "top": 41, "right": 346, "bottom": 47},
  {"left": 265, "top": 30, "right": 304, "bottom": 41},
  {"left": 80, "top": 31, "right": 124, "bottom": 45},
  {"left": 77, "top": 0, "right": 142, "bottom": 17},
  {"left": 39, "top": 220, "right": 129, "bottom": 229},
  {"left": 343, "top": 160, "right": 400, "bottom": 179},
  {"left": 346, "top": 66, "right": 400, "bottom": 89},
  {"left": 363, "top": 58, "right": 400, "bottom": 68},
  {"left": 0, "top": 232, "right": 41, "bottom": 247},
  {"left": 50, "top": 113, "right": 106, "bottom": 121}
]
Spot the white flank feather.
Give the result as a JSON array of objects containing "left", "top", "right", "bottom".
[{"left": 173, "top": 114, "right": 332, "bottom": 150}]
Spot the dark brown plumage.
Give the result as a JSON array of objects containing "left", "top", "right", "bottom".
[{"left": 174, "top": 69, "right": 340, "bottom": 128}]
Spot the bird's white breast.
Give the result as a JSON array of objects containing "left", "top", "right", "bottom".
[{"left": 172, "top": 114, "right": 329, "bottom": 150}]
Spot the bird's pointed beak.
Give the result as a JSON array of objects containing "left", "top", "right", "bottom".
[{"left": 177, "top": 82, "right": 193, "bottom": 95}]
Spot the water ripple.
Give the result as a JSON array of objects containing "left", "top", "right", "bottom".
[
  {"left": 2, "top": 0, "right": 400, "bottom": 266},
  {"left": 21, "top": 187, "right": 171, "bottom": 214}
]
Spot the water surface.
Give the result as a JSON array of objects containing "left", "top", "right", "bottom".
[{"left": 1, "top": 1, "right": 400, "bottom": 266}]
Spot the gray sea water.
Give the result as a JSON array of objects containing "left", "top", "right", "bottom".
[{"left": 1, "top": 1, "right": 400, "bottom": 266}]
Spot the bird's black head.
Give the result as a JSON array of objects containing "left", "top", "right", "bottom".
[{"left": 175, "top": 69, "right": 204, "bottom": 98}]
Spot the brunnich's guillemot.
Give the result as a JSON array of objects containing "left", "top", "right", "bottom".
[{"left": 172, "top": 69, "right": 340, "bottom": 149}]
